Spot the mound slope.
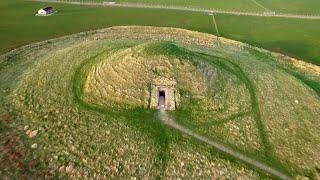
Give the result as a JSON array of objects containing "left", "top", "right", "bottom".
[{"left": 0, "top": 26, "right": 319, "bottom": 179}]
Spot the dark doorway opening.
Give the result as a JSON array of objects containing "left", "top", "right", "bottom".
[{"left": 158, "top": 91, "right": 165, "bottom": 108}]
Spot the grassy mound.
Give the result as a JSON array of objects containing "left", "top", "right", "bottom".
[{"left": 0, "top": 26, "right": 319, "bottom": 179}]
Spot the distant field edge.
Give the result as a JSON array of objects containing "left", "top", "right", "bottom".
[{"left": 30, "top": 0, "right": 320, "bottom": 19}]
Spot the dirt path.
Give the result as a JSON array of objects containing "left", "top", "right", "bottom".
[
  {"left": 158, "top": 109, "right": 292, "bottom": 180},
  {"left": 32, "top": 0, "right": 320, "bottom": 20}
]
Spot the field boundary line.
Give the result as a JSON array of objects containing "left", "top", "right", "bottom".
[
  {"left": 210, "top": 14, "right": 220, "bottom": 37},
  {"left": 30, "top": 0, "right": 320, "bottom": 20}
]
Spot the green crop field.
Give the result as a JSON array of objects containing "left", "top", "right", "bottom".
[
  {"left": 0, "top": 0, "right": 212, "bottom": 54},
  {"left": 1, "top": 0, "right": 320, "bottom": 65},
  {"left": 1, "top": 0, "right": 320, "bottom": 179},
  {"left": 54, "top": 0, "right": 320, "bottom": 14},
  {"left": 53, "top": 0, "right": 262, "bottom": 12},
  {"left": 118, "top": 0, "right": 320, "bottom": 14},
  {"left": 256, "top": 0, "right": 320, "bottom": 14},
  {"left": 118, "top": 0, "right": 263, "bottom": 12},
  {"left": 215, "top": 15, "right": 320, "bottom": 66}
]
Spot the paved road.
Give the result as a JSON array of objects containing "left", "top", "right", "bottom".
[
  {"left": 158, "top": 109, "right": 292, "bottom": 180},
  {"left": 32, "top": 0, "right": 320, "bottom": 20}
]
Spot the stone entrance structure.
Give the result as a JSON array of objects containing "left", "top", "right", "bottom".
[{"left": 150, "top": 77, "right": 178, "bottom": 111}]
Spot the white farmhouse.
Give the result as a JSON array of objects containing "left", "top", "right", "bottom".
[{"left": 36, "top": 7, "right": 55, "bottom": 16}]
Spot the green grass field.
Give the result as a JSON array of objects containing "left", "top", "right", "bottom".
[
  {"left": 118, "top": 0, "right": 263, "bottom": 12},
  {"left": 1, "top": 0, "right": 320, "bottom": 65},
  {"left": 54, "top": 0, "right": 320, "bottom": 14},
  {"left": 257, "top": 0, "right": 320, "bottom": 14},
  {"left": 53, "top": 0, "right": 263, "bottom": 12},
  {"left": 0, "top": 0, "right": 212, "bottom": 54},
  {"left": 119, "top": 0, "right": 320, "bottom": 14},
  {"left": 215, "top": 15, "right": 320, "bottom": 66}
]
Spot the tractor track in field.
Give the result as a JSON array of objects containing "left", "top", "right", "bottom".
[
  {"left": 158, "top": 109, "right": 292, "bottom": 180},
  {"left": 248, "top": 0, "right": 271, "bottom": 12},
  {"left": 31, "top": 0, "right": 320, "bottom": 20}
]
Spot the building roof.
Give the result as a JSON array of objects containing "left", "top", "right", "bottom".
[{"left": 43, "top": 7, "right": 54, "bottom": 11}]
